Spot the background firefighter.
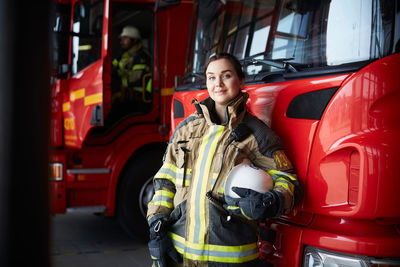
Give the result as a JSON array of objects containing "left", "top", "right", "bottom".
[{"left": 110, "top": 25, "right": 151, "bottom": 116}]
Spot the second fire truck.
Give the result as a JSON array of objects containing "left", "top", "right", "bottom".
[{"left": 49, "top": 0, "right": 192, "bottom": 239}]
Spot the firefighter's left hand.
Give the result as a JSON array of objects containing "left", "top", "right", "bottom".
[
  {"left": 224, "top": 187, "right": 284, "bottom": 220},
  {"left": 148, "top": 217, "right": 182, "bottom": 266}
]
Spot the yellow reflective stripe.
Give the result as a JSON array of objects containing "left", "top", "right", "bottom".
[
  {"left": 227, "top": 205, "right": 254, "bottom": 220},
  {"left": 149, "top": 200, "right": 173, "bottom": 209},
  {"left": 121, "top": 77, "right": 128, "bottom": 87},
  {"left": 240, "top": 209, "right": 253, "bottom": 221},
  {"left": 170, "top": 232, "right": 259, "bottom": 263},
  {"left": 146, "top": 79, "right": 152, "bottom": 93},
  {"left": 154, "top": 163, "right": 192, "bottom": 186},
  {"left": 158, "top": 163, "right": 184, "bottom": 176},
  {"left": 275, "top": 178, "right": 294, "bottom": 195},
  {"left": 70, "top": 88, "right": 85, "bottom": 101},
  {"left": 184, "top": 178, "right": 191, "bottom": 187},
  {"left": 198, "top": 126, "right": 224, "bottom": 244},
  {"left": 154, "top": 163, "right": 178, "bottom": 183},
  {"left": 150, "top": 190, "right": 175, "bottom": 209},
  {"left": 133, "top": 86, "right": 144, "bottom": 93},
  {"left": 210, "top": 172, "right": 219, "bottom": 190},
  {"left": 218, "top": 186, "right": 225, "bottom": 194},
  {"left": 217, "top": 174, "right": 225, "bottom": 194},
  {"left": 171, "top": 232, "right": 258, "bottom": 251},
  {"left": 63, "top": 102, "right": 70, "bottom": 112},
  {"left": 154, "top": 172, "right": 176, "bottom": 184},
  {"left": 185, "top": 251, "right": 259, "bottom": 263},
  {"left": 154, "top": 190, "right": 174, "bottom": 199},
  {"left": 112, "top": 59, "right": 119, "bottom": 68},
  {"left": 188, "top": 126, "right": 224, "bottom": 244},
  {"left": 267, "top": 169, "right": 296, "bottom": 181},
  {"left": 63, "top": 92, "right": 101, "bottom": 112},
  {"left": 84, "top": 93, "right": 102, "bottom": 106},
  {"left": 132, "top": 64, "right": 149, "bottom": 71},
  {"left": 154, "top": 190, "right": 175, "bottom": 198}
]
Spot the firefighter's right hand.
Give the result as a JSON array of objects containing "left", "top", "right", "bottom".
[
  {"left": 148, "top": 216, "right": 182, "bottom": 266},
  {"left": 224, "top": 187, "right": 284, "bottom": 220}
]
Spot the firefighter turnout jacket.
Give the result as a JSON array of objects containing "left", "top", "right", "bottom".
[
  {"left": 112, "top": 43, "right": 151, "bottom": 101},
  {"left": 147, "top": 92, "right": 301, "bottom": 266}
]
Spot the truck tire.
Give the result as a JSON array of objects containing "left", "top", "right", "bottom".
[
  {"left": 117, "top": 147, "right": 164, "bottom": 240},
  {"left": 139, "top": 176, "right": 155, "bottom": 218}
]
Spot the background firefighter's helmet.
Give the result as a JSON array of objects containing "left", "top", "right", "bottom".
[
  {"left": 119, "top": 26, "right": 141, "bottom": 39},
  {"left": 224, "top": 159, "right": 273, "bottom": 198}
]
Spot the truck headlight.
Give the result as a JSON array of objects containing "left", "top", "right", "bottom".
[{"left": 303, "top": 246, "right": 400, "bottom": 267}]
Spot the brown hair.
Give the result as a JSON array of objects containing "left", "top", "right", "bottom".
[{"left": 204, "top": 53, "right": 245, "bottom": 80}]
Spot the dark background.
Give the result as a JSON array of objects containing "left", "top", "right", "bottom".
[{"left": 0, "top": 0, "right": 52, "bottom": 266}]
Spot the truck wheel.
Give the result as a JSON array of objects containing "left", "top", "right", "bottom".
[
  {"left": 139, "top": 176, "right": 155, "bottom": 218},
  {"left": 117, "top": 148, "right": 164, "bottom": 240}
]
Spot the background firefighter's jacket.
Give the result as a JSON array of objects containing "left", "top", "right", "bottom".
[{"left": 147, "top": 92, "right": 302, "bottom": 266}]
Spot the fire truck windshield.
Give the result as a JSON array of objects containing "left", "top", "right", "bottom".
[{"left": 182, "top": 0, "right": 399, "bottom": 85}]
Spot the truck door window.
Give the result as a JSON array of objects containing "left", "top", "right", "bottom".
[
  {"left": 103, "top": 3, "right": 153, "bottom": 126},
  {"left": 71, "top": 0, "right": 104, "bottom": 75},
  {"left": 52, "top": 3, "right": 70, "bottom": 80}
]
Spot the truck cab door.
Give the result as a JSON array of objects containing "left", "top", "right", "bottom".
[{"left": 63, "top": 0, "right": 108, "bottom": 148}]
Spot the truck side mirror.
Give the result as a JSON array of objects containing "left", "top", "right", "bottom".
[
  {"left": 59, "top": 64, "right": 70, "bottom": 74},
  {"left": 53, "top": 64, "right": 70, "bottom": 78}
]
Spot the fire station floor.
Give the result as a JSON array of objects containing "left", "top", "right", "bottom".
[{"left": 50, "top": 213, "right": 152, "bottom": 267}]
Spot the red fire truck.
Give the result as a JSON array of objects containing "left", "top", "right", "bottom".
[
  {"left": 171, "top": 0, "right": 400, "bottom": 266},
  {"left": 49, "top": 0, "right": 192, "bottom": 239}
]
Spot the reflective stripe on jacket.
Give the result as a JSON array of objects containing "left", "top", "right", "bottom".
[{"left": 147, "top": 92, "right": 301, "bottom": 266}]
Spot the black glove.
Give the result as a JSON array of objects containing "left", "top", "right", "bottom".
[
  {"left": 148, "top": 216, "right": 182, "bottom": 267},
  {"left": 224, "top": 187, "right": 284, "bottom": 220}
]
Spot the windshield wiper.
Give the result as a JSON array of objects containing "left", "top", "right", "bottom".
[
  {"left": 183, "top": 72, "right": 204, "bottom": 81},
  {"left": 242, "top": 57, "right": 298, "bottom": 72}
]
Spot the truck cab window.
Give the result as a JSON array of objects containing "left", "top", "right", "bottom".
[
  {"left": 52, "top": 3, "right": 70, "bottom": 81},
  {"left": 71, "top": 0, "right": 104, "bottom": 75}
]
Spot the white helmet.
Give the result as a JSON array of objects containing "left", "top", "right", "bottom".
[
  {"left": 224, "top": 160, "right": 273, "bottom": 198},
  {"left": 119, "top": 26, "right": 141, "bottom": 39}
]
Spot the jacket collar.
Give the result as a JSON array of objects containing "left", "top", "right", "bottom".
[{"left": 194, "top": 92, "right": 248, "bottom": 130}]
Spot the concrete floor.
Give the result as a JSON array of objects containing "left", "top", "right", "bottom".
[{"left": 50, "top": 213, "right": 152, "bottom": 267}]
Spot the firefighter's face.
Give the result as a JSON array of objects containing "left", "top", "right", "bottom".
[
  {"left": 120, "top": 36, "right": 133, "bottom": 50},
  {"left": 206, "top": 58, "right": 244, "bottom": 107}
]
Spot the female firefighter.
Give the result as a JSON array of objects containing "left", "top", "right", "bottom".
[{"left": 146, "top": 53, "right": 302, "bottom": 266}]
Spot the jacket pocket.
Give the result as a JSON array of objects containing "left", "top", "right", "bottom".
[
  {"left": 209, "top": 202, "right": 258, "bottom": 245},
  {"left": 175, "top": 137, "right": 200, "bottom": 187},
  {"left": 174, "top": 146, "right": 189, "bottom": 188}
]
